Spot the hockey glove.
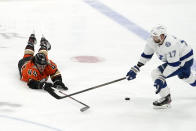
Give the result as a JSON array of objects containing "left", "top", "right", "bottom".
[
  {"left": 40, "top": 37, "right": 51, "bottom": 50},
  {"left": 53, "top": 80, "right": 68, "bottom": 90},
  {"left": 42, "top": 82, "right": 63, "bottom": 99},
  {"left": 28, "top": 34, "right": 37, "bottom": 45},
  {"left": 154, "top": 76, "right": 167, "bottom": 94},
  {"left": 40, "top": 82, "right": 53, "bottom": 90},
  {"left": 126, "top": 65, "right": 140, "bottom": 80},
  {"left": 28, "top": 79, "right": 52, "bottom": 89},
  {"left": 27, "top": 80, "right": 62, "bottom": 99}
]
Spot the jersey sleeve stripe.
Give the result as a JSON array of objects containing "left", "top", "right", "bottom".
[{"left": 180, "top": 49, "right": 193, "bottom": 61}]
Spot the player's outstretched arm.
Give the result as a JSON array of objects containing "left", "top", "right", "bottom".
[
  {"left": 27, "top": 79, "right": 52, "bottom": 89},
  {"left": 27, "top": 79, "right": 63, "bottom": 99}
]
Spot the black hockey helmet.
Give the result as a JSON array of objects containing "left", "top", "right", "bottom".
[{"left": 34, "top": 53, "right": 48, "bottom": 65}]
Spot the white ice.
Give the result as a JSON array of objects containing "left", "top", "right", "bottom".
[{"left": 0, "top": 0, "right": 196, "bottom": 131}]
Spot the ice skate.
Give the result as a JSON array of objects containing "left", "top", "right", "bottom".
[
  {"left": 153, "top": 94, "right": 171, "bottom": 109},
  {"left": 28, "top": 33, "right": 37, "bottom": 45},
  {"left": 40, "top": 36, "right": 51, "bottom": 50}
]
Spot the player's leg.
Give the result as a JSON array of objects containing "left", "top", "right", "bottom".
[
  {"left": 38, "top": 36, "right": 51, "bottom": 57},
  {"left": 151, "top": 64, "right": 171, "bottom": 109},
  {"left": 23, "top": 34, "right": 37, "bottom": 58},
  {"left": 178, "top": 59, "right": 196, "bottom": 86},
  {"left": 18, "top": 34, "right": 36, "bottom": 78}
]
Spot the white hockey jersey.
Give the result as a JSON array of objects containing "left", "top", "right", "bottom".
[{"left": 139, "top": 35, "right": 193, "bottom": 77}]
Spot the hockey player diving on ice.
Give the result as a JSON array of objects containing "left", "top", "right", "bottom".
[
  {"left": 18, "top": 33, "right": 68, "bottom": 98},
  {"left": 126, "top": 25, "right": 196, "bottom": 109}
]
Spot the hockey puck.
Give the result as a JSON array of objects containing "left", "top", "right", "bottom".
[{"left": 125, "top": 97, "right": 130, "bottom": 100}]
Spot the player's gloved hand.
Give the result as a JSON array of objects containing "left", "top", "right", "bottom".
[
  {"left": 154, "top": 76, "right": 166, "bottom": 94},
  {"left": 126, "top": 65, "right": 140, "bottom": 80},
  {"left": 41, "top": 82, "right": 63, "bottom": 99},
  {"left": 53, "top": 80, "right": 68, "bottom": 90},
  {"left": 40, "top": 82, "right": 53, "bottom": 90},
  {"left": 28, "top": 34, "right": 37, "bottom": 45},
  {"left": 28, "top": 79, "right": 52, "bottom": 89},
  {"left": 40, "top": 37, "right": 51, "bottom": 50}
]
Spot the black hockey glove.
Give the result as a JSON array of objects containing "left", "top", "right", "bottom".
[
  {"left": 40, "top": 82, "right": 53, "bottom": 90},
  {"left": 41, "top": 82, "right": 63, "bottom": 99},
  {"left": 28, "top": 79, "right": 52, "bottom": 89},
  {"left": 53, "top": 80, "right": 68, "bottom": 90},
  {"left": 27, "top": 79, "right": 62, "bottom": 99}
]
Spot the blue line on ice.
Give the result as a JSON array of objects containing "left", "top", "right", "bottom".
[
  {"left": 83, "top": 0, "right": 196, "bottom": 71},
  {"left": 83, "top": 0, "right": 149, "bottom": 40},
  {"left": 0, "top": 115, "right": 62, "bottom": 131}
]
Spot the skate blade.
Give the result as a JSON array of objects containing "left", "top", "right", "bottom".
[{"left": 153, "top": 104, "right": 171, "bottom": 109}]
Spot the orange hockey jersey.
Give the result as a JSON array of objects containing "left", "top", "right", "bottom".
[{"left": 20, "top": 59, "right": 60, "bottom": 82}]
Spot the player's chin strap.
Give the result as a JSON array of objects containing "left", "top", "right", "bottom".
[{"left": 56, "top": 77, "right": 126, "bottom": 100}]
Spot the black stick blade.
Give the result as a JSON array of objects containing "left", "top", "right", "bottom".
[{"left": 80, "top": 106, "right": 90, "bottom": 112}]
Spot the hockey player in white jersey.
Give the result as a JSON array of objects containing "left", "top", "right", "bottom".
[{"left": 126, "top": 25, "right": 195, "bottom": 109}]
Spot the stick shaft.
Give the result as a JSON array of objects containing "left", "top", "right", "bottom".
[
  {"left": 59, "top": 91, "right": 89, "bottom": 107},
  {"left": 60, "top": 77, "right": 126, "bottom": 99}
]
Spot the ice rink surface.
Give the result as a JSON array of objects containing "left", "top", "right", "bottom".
[{"left": 0, "top": 0, "right": 196, "bottom": 130}]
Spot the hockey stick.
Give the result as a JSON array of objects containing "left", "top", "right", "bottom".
[
  {"left": 45, "top": 87, "right": 90, "bottom": 112},
  {"left": 59, "top": 91, "right": 90, "bottom": 112},
  {"left": 59, "top": 77, "right": 126, "bottom": 99}
]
